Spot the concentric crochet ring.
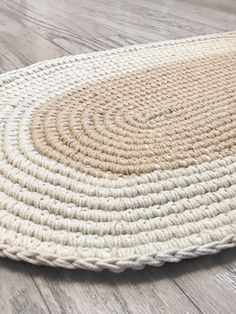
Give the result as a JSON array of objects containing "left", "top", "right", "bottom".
[{"left": 0, "top": 32, "right": 236, "bottom": 272}]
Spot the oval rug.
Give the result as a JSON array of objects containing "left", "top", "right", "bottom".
[{"left": 0, "top": 32, "right": 236, "bottom": 272}]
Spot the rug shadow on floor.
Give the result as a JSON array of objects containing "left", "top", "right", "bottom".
[{"left": 0, "top": 247, "right": 235, "bottom": 285}]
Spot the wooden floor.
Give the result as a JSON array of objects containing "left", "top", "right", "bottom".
[{"left": 0, "top": 0, "right": 236, "bottom": 313}]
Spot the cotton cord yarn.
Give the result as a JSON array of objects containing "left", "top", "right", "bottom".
[{"left": 0, "top": 32, "right": 236, "bottom": 272}]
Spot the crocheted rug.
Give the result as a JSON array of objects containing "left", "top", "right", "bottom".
[{"left": 0, "top": 32, "right": 236, "bottom": 272}]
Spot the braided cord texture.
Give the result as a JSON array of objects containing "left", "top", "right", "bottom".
[{"left": 0, "top": 31, "right": 236, "bottom": 272}]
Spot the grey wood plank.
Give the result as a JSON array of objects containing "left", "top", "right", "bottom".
[
  {"left": 172, "top": 0, "right": 236, "bottom": 14},
  {"left": 0, "top": 0, "right": 116, "bottom": 54},
  {"left": 0, "top": 259, "right": 50, "bottom": 314},
  {"left": 136, "top": 0, "right": 236, "bottom": 30},
  {"left": 0, "top": 0, "right": 223, "bottom": 55},
  {"left": 67, "top": 0, "right": 222, "bottom": 41},
  {"left": 95, "top": 34, "right": 145, "bottom": 49},
  {"left": 0, "top": 4, "right": 68, "bottom": 69},
  {"left": 0, "top": 40, "right": 31, "bottom": 73},
  {"left": 1, "top": 0, "right": 114, "bottom": 38},
  {"left": 213, "top": 248, "right": 236, "bottom": 292},
  {"left": 27, "top": 265, "right": 200, "bottom": 314},
  {"left": 164, "top": 251, "right": 236, "bottom": 314}
]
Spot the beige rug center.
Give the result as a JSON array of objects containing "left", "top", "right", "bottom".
[{"left": 30, "top": 52, "right": 236, "bottom": 178}]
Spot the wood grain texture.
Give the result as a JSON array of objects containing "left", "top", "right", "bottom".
[{"left": 0, "top": 0, "right": 236, "bottom": 313}]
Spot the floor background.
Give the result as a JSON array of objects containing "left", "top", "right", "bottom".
[{"left": 0, "top": 0, "right": 236, "bottom": 313}]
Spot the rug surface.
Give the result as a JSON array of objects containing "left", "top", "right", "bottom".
[{"left": 0, "top": 32, "right": 236, "bottom": 272}]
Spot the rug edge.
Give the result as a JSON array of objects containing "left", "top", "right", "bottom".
[{"left": 0, "top": 234, "right": 235, "bottom": 272}]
